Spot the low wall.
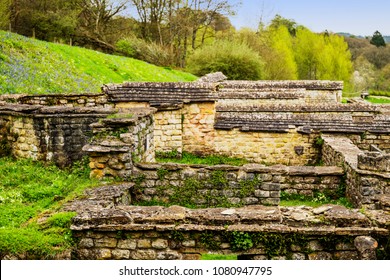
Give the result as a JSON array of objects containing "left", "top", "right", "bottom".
[
  {"left": 67, "top": 184, "right": 390, "bottom": 260},
  {"left": 0, "top": 104, "right": 114, "bottom": 167},
  {"left": 131, "top": 163, "right": 343, "bottom": 207},
  {"left": 0, "top": 93, "right": 109, "bottom": 108},
  {"left": 322, "top": 135, "right": 390, "bottom": 209}
]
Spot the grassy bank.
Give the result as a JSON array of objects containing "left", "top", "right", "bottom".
[{"left": 0, "top": 31, "right": 196, "bottom": 94}]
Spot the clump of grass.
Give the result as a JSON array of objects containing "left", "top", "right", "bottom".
[
  {"left": 0, "top": 157, "right": 100, "bottom": 258},
  {"left": 156, "top": 151, "right": 248, "bottom": 166},
  {"left": 280, "top": 191, "right": 353, "bottom": 208}
]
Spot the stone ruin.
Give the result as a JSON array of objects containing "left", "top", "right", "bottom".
[{"left": 0, "top": 77, "right": 389, "bottom": 260}]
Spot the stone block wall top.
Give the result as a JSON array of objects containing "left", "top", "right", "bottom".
[
  {"left": 0, "top": 103, "right": 116, "bottom": 117},
  {"left": 102, "top": 80, "right": 344, "bottom": 105}
]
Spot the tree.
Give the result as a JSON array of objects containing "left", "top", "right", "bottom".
[
  {"left": 0, "top": 0, "right": 11, "bottom": 30},
  {"left": 262, "top": 25, "right": 297, "bottom": 80},
  {"left": 186, "top": 39, "right": 264, "bottom": 80},
  {"left": 370, "top": 30, "right": 386, "bottom": 47},
  {"left": 76, "top": 0, "right": 127, "bottom": 50}
]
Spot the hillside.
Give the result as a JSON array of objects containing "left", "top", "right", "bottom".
[{"left": 0, "top": 31, "right": 197, "bottom": 94}]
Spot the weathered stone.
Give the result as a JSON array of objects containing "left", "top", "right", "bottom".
[
  {"left": 308, "top": 252, "right": 332, "bottom": 260},
  {"left": 131, "top": 250, "right": 157, "bottom": 260},
  {"left": 354, "top": 236, "right": 378, "bottom": 260},
  {"left": 78, "top": 238, "right": 94, "bottom": 248},
  {"left": 94, "top": 238, "right": 117, "bottom": 248},
  {"left": 137, "top": 239, "right": 152, "bottom": 249},
  {"left": 112, "top": 249, "right": 130, "bottom": 259},
  {"left": 152, "top": 239, "right": 169, "bottom": 249},
  {"left": 118, "top": 240, "right": 137, "bottom": 250}
]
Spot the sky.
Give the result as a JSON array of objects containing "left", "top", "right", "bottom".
[{"left": 229, "top": 0, "right": 390, "bottom": 36}]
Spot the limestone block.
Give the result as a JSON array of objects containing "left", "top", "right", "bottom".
[
  {"left": 152, "top": 239, "right": 169, "bottom": 249},
  {"left": 157, "top": 251, "right": 182, "bottom": 260},
  {"left": 137, "top": 239, "right": 152, "bottom": 249},
  {"left": 95, "top": 237, "right": 117, "bottom": 248},
  {"left": 131, "top": 250, "right": 156, "bottom": 260},
  {"left": 112, "top": 249, "right": 130, "bottom": 260},
  {"left": 308, "top": 252, "right": 332, "bottom": 260},
  {"left": 354, "top": 236, "right": 378, "bottom": 260},
  {"left": 96, "top": 249, "right": 112, "bottom": 260},
  {"left": 182, "top": 240, "right": 196, "bottom": 247},
  {"left": 78, "top": 238, "right": 94, "bottom": 248},
  {"left": 118, "top": 239, "right": 137, "bottom": 250}
]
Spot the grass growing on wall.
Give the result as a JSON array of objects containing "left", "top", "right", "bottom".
[
  {"left": 0, "top": 157, "right": 100, "bottom": 258},
  {"left": 0, "top": 31, "right": 197, "bottom": 94},
  {"left": 156, "top": 151, "right": 248, "bottom": 166}
]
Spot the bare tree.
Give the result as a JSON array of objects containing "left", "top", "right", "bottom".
[{"left": 77, "top": 0, "right": 127, "bottom": 48}]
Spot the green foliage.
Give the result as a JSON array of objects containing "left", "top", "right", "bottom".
[
  {"left": 280, "top": 191, "right": 353, "bottom": 208},
  {"left": 370, "top": 31, "right": 386, "bottom": 47},
  {"left": 294, "top": 28, "right": 352, "bottom": 83},
  {"left": 201, "top": 254, "right": 237, "bottom": 260},
  {"left": 0, "top": 157, "right": 99, "bottom": 257},
  {"left": 230, "top": 232, "right": 253, "bottom": 251},
  {"left": 45, "top": 212, "right": 76, "bottom": 228},
  {"left": 156, "top": 151, "right": 248, "bottom": 166},
  {"left": 116, "top": 37, "right": 175, "bottom": 67},
  {"left": 0, "top": 31, "right": 196, "bottom": 94},
  {"left": 186, "top": 40, "right": 264, "bottom": 80}
]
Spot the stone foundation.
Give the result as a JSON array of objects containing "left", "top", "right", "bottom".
[{"left": 66, "top": 184, "right": 390, "bottom": 260}]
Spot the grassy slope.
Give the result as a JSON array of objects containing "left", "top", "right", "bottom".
[
  {"left": 0, "top": 31, "right": 196, "bottom": 94},
  {"left": 0, "top": 158, "right": 100, "bottom": 258}
]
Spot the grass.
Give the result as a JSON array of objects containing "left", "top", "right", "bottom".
[
  {"left": 0, "top": 157, "right": 101, "bottom": 258},
  {"left": 366, "top": 96, "right": 390, "bottom": 104},
  {"left": 280, "top": 192, "right": 353, "bottom": 208},
  {"left": 202, "top": 254, "right": 237, "bottom": 260},
  {"left": 156, "top": 151, "right": 248, "bottom": 166},
  {"left": 0, "top": 31, "right": 197, "bottom": 94}
]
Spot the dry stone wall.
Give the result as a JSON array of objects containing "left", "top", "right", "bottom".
[
  {"left": 322, "top": 135, "right": 390, "bottom": 209},
  {"left": 0, "top": 104, "right": 114, "bottom": 167},
  {"left": 83, "top": 108, "right": 156, "bottom": 179},
  {"left": 131, "top": 163, "right": 343, "bottom": 207},
  {"left": 66, "top": 184, "right": 390, "bottom": 260}
]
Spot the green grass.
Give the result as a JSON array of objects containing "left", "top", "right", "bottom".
[
  {"left": 0, "top": 31, "right": 197, "bottom": 94},
  {"left": 366, "top": 96, "right": 390, "bottom": 104},
  {"left": 280, "top": 192, "right": 353, "bottom": 208},
  {"left": 156, "top": 151, "right": 248, "bottom": 166},
  {"left": 202, "top": 254, "right": 237, "bottom": 260},
  {"left": 0, "top": 157, "right": 100, "bottom": 258}
]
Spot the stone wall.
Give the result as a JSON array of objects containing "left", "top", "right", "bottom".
[
  {"left": 0, "top": 104, "right": 114, "bottom": 167},
  {"left": 66, "top": 184, "right": 390, "bottom": 260},
  {"left": 130, "top": 163, "right": 343, "bottom": 207},
  {"left": 322, "top": 135, "right": 390, "bottom": 209},
  {"left": 83, "top": 108, "right": 156, "bottom": 179},
  {"left": 0, "top": 93, "right": 109, "bottom": 108}
]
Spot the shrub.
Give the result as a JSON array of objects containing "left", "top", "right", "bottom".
[
  {"left": 186, "top": 40, "right": 264, "bottom": 80},
  {"left": 116, "top": 37, "right": 175, "bottom": 67}
]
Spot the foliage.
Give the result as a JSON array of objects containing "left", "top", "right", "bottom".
[
  {"left": 294, "top": 28, "right": 352, "bottom": 83},
  {"left": 116, "top": 36, "right": 175, "bottom": 67},
  {"left": 262, "top": 26, "right": 298, "bottom": 80},
  {"left": 156, "top": 151, "right": 248, "bottom": 166},
  {"left": 229, "top": 231, "right": 253, "bottom": 251},
  {"left": 0, "top": 157, "right": 100, "bottom": 258},
  {"left": 201, "top": 254, "right": 237, "bottom": 260},
  {"left": 370, "top": 31, "right": 386, "bottom": 48},
  {"left": 0, "top": 31, "right": 197, "bottom": 94},
  {"left": 187, "top": 39, "right": 264, "bottom": 80}
]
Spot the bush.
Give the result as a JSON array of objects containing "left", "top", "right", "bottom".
[
  {"left": 186, "top": 40, "right": 264, "bottom": 80},
  {"left": 116, "top": 37, "right": 175, "bottom": 67}
]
